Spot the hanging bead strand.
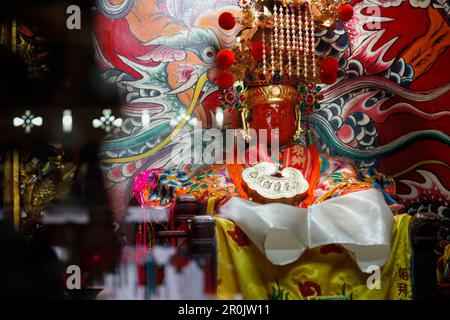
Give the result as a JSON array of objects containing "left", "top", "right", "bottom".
[
  {"left": 291, "top": 9, "right": 298, "bottom": 78},
  {"left": 273, "top": 4, "right": 279, "bottom": 74},
  {"left": 262, "top": 30, "right": 267, "bottom": 76},
  {"left": 297, "top": 8, "right": 303, "bottom": 78},
  {"left": 310, "top": 9, "right": 316, "bottom": 81},
  {"left": 270, "top": 32, "right": 275, "bottom": 77},
  {"left": 285, "top": 7, "right": 292, "bottom": 77},
  {"left": 279, "top": 5, "right": 284, "bottom": 76},
  {"left": 303, "top": 6, "right": 309, "bottom": 80}
]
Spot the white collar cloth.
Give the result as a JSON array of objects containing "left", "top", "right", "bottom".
[{"left": 219, "top": 189, "right": 393, "bottom": 273}]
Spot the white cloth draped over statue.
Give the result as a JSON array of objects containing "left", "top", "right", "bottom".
[{"left": 219, "top": 189, "right": 393, "bottom": 273}]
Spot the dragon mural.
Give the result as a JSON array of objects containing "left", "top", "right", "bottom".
[{"left": 93, "top": 0, "right": 450, "bottom": 230}]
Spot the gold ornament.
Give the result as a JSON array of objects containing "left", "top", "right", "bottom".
[
  {"left": 245, "top": 85, "right": 298, "bottom": 107},
  {"left": 230, "top": 0, "right": 347, "bottom": 89}
]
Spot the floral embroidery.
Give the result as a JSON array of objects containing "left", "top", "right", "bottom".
[{"left": 298, "top": 280, "right": 322, "bottom": 298}]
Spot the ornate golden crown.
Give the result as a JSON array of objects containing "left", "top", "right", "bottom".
[
  {"left": 217, "top": 0, "right": 352, "bottom": 143},
  {"left": 229, "top": 0, "right": 349, "bottom": 88}
]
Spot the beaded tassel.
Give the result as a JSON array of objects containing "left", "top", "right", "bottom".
[
  {"left": 273, "top": 4, "right": 279, "bottom": 63},
  {"left": 303, "top": 7, "right": 309, "bottom": 79},
  {"left": 285, "top": 7, "right": 292, "bottom": 77},
  {"left": 270, "top": 32, "right": 275, "bottom": 76},
  {"left": 297, "top": 8, "right": 303, "bottom": 78},
  {"left": 279, "top": 5, "right": 284, "bottom": 75},
  {"left": 310, "top": 9, "right": 316, "bottom": 80},
  {"left": 262, "top": 30, "right": 267, "bottom": 75},
  {"left": 291, "top": 10, "right": 298, "bottom": 78}
]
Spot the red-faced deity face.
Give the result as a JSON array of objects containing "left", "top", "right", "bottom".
[{"left": 249, "top": 102, "right": 297, "bottom": 147}]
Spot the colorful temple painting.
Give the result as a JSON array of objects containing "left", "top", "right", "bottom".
[{"left": 93, "top": 0, "right": 450, "bottom": 221}]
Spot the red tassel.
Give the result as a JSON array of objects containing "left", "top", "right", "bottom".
[
  {"left": 321, "top": 57, "right": 339, "bottom": 74},
  {"left": 320, "top": 71, "right": 338, "bottom": 85},
  {"left": 338, "top": 4, "right": 354, "bottom": 22},
  {"left": 302, "top": 145, "right": 320, "bottom": 207},
  {"left": 169, "top": 202, "right": 176, "bottom": 247},
  {"left": 218, "top": 12, "right": 236, "bottom": 30},
  {"left": 216, "top": 71, "right": 235, "bottom": 89},
  {"left": 216, "top": 49, "right": 235, "bottom": 69}
]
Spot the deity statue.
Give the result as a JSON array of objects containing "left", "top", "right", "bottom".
[{"left": 133, "top": 0, "right": 414, "bottom": 300}]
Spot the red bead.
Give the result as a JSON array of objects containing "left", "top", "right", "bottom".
[{"left": 225, "top": 92, "right": 235, "bottom": 102}]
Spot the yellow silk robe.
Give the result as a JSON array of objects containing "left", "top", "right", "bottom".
[{"left": 215, "top": 214, "right": 413, "bottom": 300}]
